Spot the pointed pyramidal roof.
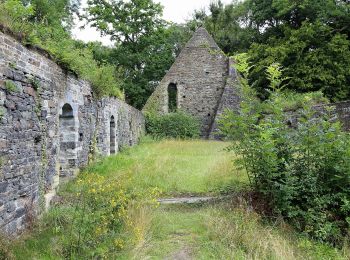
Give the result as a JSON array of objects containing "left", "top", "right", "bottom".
[{"left": 185, "top": 27, "right": 220, "bottom": 49}]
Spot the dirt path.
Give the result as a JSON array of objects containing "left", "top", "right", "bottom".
[
  {"left": 158, "top": 195, "right": 233, "bottom": 205},
  {"left": 158, "top": 196, "right": 216, "bottom": 204},
  {"left": 164, "top": 246, "right": 193, "bottom": 260}
]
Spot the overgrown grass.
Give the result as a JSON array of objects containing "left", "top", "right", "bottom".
[
  {"left": 8, "top": 172, "right": 159, "bottom": 259},
  {"left": 88, "top": 137, "right": 246, "bottom": 196},
  {"left": 3, "top": 138, "right": 239, "bottom": 259},
  {"left": 122, "top": 203, "right": 349, "bottom": 259},
  {"left": 4, "top": 138, "right": 349, "bottom": 259}
]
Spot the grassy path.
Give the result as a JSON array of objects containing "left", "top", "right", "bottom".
[
  {"left": 5, "top": 139, "right": 348, "bottom": 259},
  {"left": 90, "top": 139, "right": 347, "bottom": 259},
  {"left": 87, "top": 138, "right": 246, "bottom": 196}
]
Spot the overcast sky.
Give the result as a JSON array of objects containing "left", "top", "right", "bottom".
[{"left": 72, "top": 0, "right": 232, "bottom": 45}]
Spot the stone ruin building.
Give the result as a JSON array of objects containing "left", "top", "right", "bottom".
[
  {"left": 0, "top": 30, "right": 144, "bottom": 234},
  {"left": 143, "top": 27, "right": 240, "bottom": 138}
]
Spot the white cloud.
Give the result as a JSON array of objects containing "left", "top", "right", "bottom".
[{"left": 72, "top": 0, "right": 232, "bottom": 45}]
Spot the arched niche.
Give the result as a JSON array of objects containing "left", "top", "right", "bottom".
[
  {"left": 129, "top": 120, "right": 133, "bottom": 146},
  {"left": 59, "top": 103, "right": 77, "bottom": 178},
  {"left": 168, "top": 83, "right": 177, "bottom": 113},
  {"left": 110, "top": 115, "right": 116, "bottom": 154}
]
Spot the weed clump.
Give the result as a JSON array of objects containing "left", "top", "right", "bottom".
[{"left": 4, "top": 80, "right": 19, "bottom": 92}]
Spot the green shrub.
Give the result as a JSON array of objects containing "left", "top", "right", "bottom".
[
  {"left": 220, "top": 54, "right": 350, "bottom": 244},
  {"left": 41, "top": 34, "right": 124, "bottom": 98},
  {"left": 145, "top": 112, "right": 200, "bottom": 139},
  {"left": 0, "top": 0, "right": 34, "bottom": 35}
]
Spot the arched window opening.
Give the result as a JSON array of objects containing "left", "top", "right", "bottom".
[
  {"left": 61, "top": 103, "right": 74, "bottom": 118},
  {"left": 168, "top": 83, "right": 177, "bottom": 113},
  {"left": 110, "top": 116, "right": 116, "bottom": 154},
  {"left": 59, "top": 103, "right": 77, "bottom": 178}
]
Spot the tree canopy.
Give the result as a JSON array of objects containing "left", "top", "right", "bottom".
[{"left": 192, "top": 0, "right": 350, "bottom": 101}]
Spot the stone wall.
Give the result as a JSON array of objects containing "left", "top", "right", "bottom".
[
  {"left": 210, "top": 58, "right": 241, "bottom": 138},
  {"left": 313, "top": 101, "right": 350, "bottom": 131},
  {"left": 330, "top": 101, "right": 350, "bottom": 131},
  {"left": 0, "top": 31, "right": 144, "bottom": 234},
  {"left": 268, "top": 101, "right": 350, "bottom": 133}
]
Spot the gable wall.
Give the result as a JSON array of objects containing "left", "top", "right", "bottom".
[{"left": 143, "top": 28, "right": 229, "bottom": 137}]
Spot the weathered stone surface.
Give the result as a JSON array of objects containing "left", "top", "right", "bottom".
[
  {"left": 331, "top": 101, "right": 350, "bottom": 131},
  {"left": 208, "top": 58, "right": 243, "bottom": 138},
  {"left": 297, "top": 101, "right": 350, "bottom": 131},
  {"left": 0, "top": 182, "right": 8, "bottom": 193},
  {"left": 23, "top": 86, "right": 36, "bottom": 97},
  {"left": 0, "top": 31, "right": 145, "bottom": 235}
]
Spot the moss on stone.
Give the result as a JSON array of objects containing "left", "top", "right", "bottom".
[{"left": 5, "top": 80, "right": 19, "bottom": 92}]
